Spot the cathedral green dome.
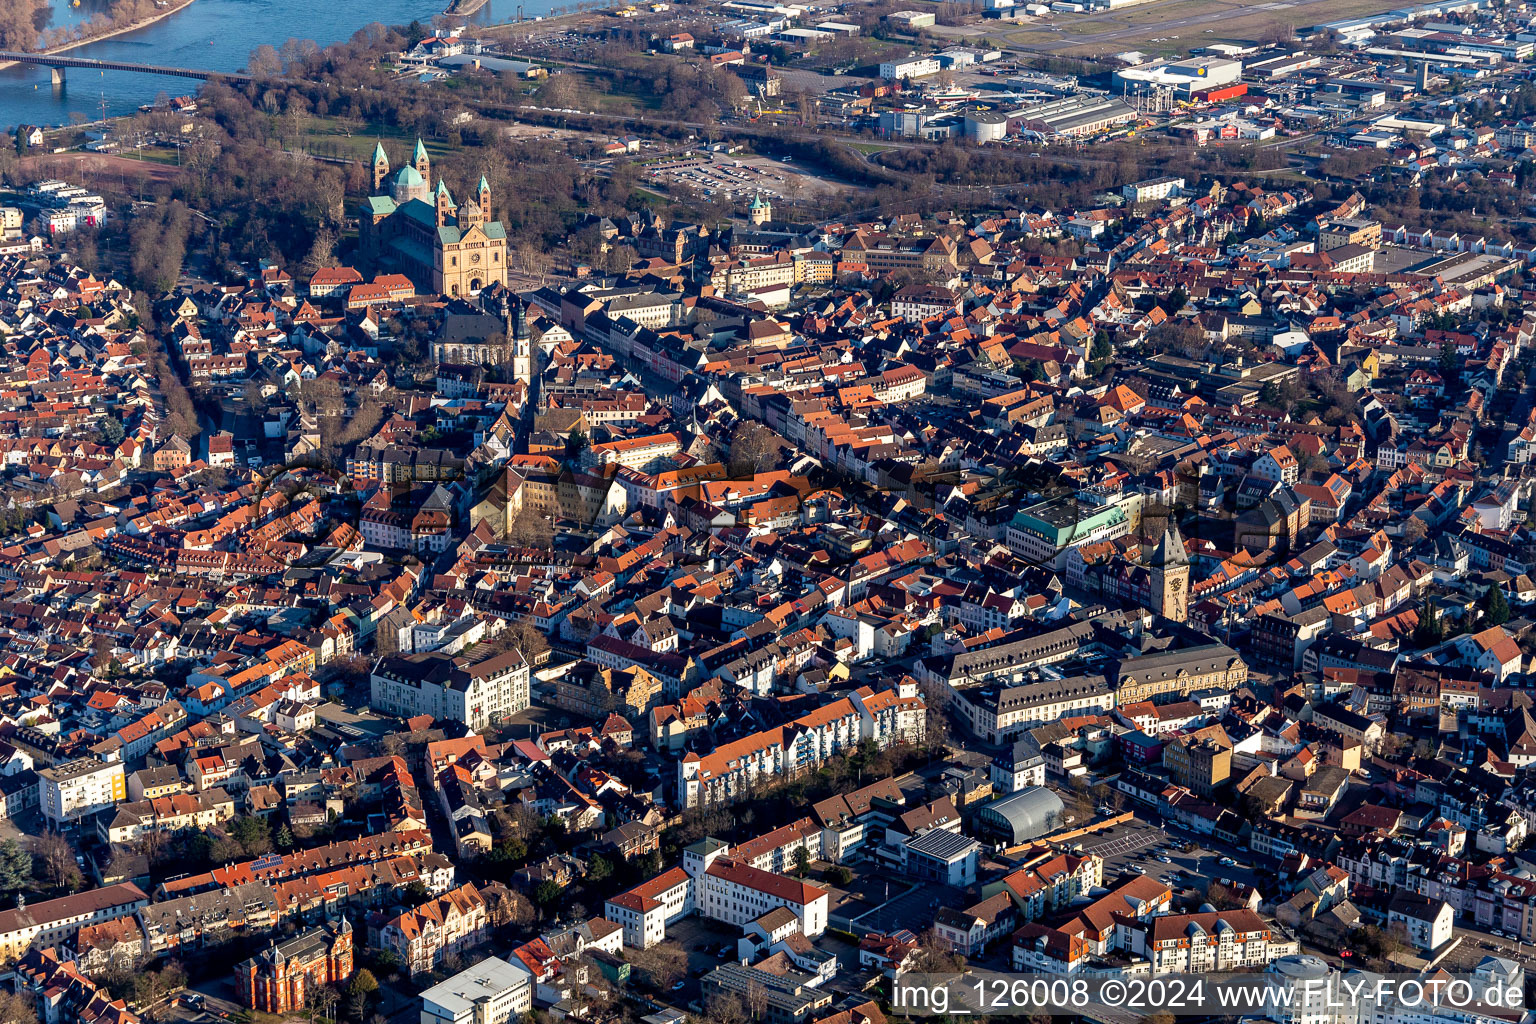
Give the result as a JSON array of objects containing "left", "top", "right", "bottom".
[{"left": 395, "top": 166, "right": 425, "bottom": 188}]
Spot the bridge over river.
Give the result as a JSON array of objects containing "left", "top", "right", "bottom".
[{"left": 0, "top": 51, "right": 259, "bottom": 87}]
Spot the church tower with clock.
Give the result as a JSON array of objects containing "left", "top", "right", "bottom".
[{"left": 1148, "top": 521, "right": 1191, "bottom": 623}]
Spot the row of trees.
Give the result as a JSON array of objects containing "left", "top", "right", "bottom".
[
  {"left": 128, "top": 201, "right": 191, "bottom": 294},
  {"left": 145, "top": 330, "right": 200, "bottom": 439},
  {"left": 36, "top": 0, "right": 188, "bottom": 51},
  {"left": 0, "top": 0, "right": 44, "bottom": 51}
]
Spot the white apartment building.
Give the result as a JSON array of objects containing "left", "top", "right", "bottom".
[
  {"left": 38, "top": 757, "right": 125, "bottom": 830},
  {"left": 420, "top": 956, "right": 534, "bottom": 1024},
  {"left": 605, "top": 837, "right": 830, "bottom": 950},
  {"left": 602, "top": 292, "right": 678, "bottom": 330},
  {"left": 1387, "top": 893, "right": 1454, "bottom": 952},
  {"left": 880, "top": 56, "right": 941, "bottom": 80},
  {"left": 1137, "top": 909, "right": 1284, "bottom": 973},
  {"left": 604, "top": 866, "right": 694, "bottom": 949},
  {"left": 1122, "top": 176, "right": 1185, "bottom": 204},
  {"left": 370, "top": 650, "right": 529, "bottom": 731},
  {"left": 584, "top": 432, "right": 686, "bottom": 471},
  {"left": 698, "top": 857, "right": 829, "bottom": 938},
  {"left": 1263, "top": 956, "right": 1339, "bottom": 1024},
  {"left": 678, "top": 683, "right": 925, "bottom": 809}
]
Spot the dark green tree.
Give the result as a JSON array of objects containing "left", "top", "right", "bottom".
[
  {"left": 533, "top": 880, "right": 563, "bottom": 909},
  {"left": 1412, "top": 602, "right": 1445, "bottom": 648},
  {"left": 1439, "top": 341, "right": 1460, "bottom": 384},
  {"left": 1482, "top": 584, "right": 1510, "bottom": 627},
  {"left": 0, "top": 840, "right": 30, "bottom": 892},
  {"left": 489, "top": 838, "right": 527, "bottom": 866},
  {"left": 230, "top": 815, "right": 271, "bottom": 856}
]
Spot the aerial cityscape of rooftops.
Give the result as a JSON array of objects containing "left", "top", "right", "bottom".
[{"left": 11, "top": 0, "right": 1536, "bottom": 1022}]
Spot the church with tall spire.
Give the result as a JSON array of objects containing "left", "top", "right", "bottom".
[{"left": 357, "top": 139, "right": 509, "bottom": 298}]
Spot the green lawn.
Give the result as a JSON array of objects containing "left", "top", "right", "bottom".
[{"left": 284, "top": 116, "right": 469, "bottom": 164}]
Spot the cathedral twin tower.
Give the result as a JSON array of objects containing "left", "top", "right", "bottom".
[{"left": 358, "top": 139, "right": 510, "bottom": 299}]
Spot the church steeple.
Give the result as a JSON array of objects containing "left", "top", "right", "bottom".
[
  {"left": 435, "top": 179, "right": 455, "bottom": 228},
  {"left": 372, "top": 141, "right": 389, "bottom": 192},
  {"left": 413, "top": 138, "right": 431, "bottom": 179},
  {"left": 508, "top": 291, "right": 532, "bottom": 387},
  {"left": 478, "top": 174, "right": 492, "bottom": 216}
]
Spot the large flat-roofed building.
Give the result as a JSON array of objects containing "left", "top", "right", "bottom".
[
  {"left": 1112, "top": 56, "right": 1243, "bottom": 98},
  {"left": 1006, "top": 496, "right": 1130, "bottom": 568},
  {"left": 1014, "top": 95, "right": 1138, "bottom": 137},
  {"left": 1123, "top": 176, "right": 1185, "bottom": 204},
  {"left": 702, "top": 961, "right": 834, "bottom": 1024},
  {"left": 38, "top": 757, "right": 124, "bottom": 830},
  {"left": 1404, "top": 251, "right": 1520, "bottom": 290},
  {"left": 902, "top": 829, "right": 981, "bottom": 886},
  {"left": 1319, "top": 218, "right": 1382, "bottom": 251},
  {"left": 420, "top": 956, "right": 535, "bottom": 1024},
  {"left": 885, "top": 9, "right": 935, "bottom": 28},
  {"left": 880, "top": 56, "right": 941, "bottom": 80}
]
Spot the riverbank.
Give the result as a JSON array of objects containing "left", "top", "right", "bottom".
[
  {"left": 0, "top": 0, "right": 201, "bottom": 73},
  {"left": 444, "top": 0, "right": 491, "bottom": 16}
]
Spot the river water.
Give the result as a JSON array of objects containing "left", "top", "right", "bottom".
[{"left": 0, "top": 0, "right": 511, "bottom": 130}]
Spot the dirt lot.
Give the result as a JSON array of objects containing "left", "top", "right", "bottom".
[
  {"left": 642, "top": 152, "right": 847, "bottom": 206},
  {"left": 1006, "top": 0, "right": 1413, "bottom": 57},
  {"left": 20, "top": 151, "right": 183, "bottom": 191},
  {"left": 502, "top": 122, "right": 592, "bottom": 144}
]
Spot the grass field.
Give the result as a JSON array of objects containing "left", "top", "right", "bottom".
[
  {"left": 284, "top": 116, "right": 471, "bottom": 164},
  {"left": 1003, "top": 0, "right": 1411, "bottom": 58}
]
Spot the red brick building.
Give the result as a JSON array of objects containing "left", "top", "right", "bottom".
[{"left": 237, "top": 918, "right": 353, "bottom": 1014}]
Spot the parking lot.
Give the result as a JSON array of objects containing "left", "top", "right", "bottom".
[
  {"left": 1081, "top": 823, "right": 1159, "bottom": 860},
  {"left": 662, "top": 916, "right": 750, "bottom": 1007},
  {"left": 1449, "top": 925, "right": 1536, "bottom": 969},
  {"left": 1081, "top": 818, "right": 1266, "bottom": 900}
]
